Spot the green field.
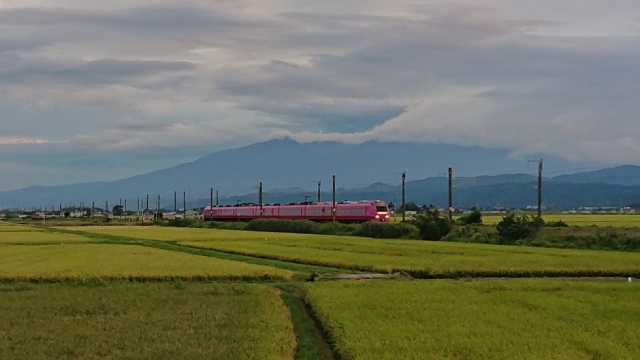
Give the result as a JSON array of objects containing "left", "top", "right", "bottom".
[
  {"left": 0, "top": 244, "right": 293, "bottom": 281},
  {"left": 305, "top": 280, "right": 640, "bottom": 359},
  {"left": 179, "top": 235, "right": 640, "bottom": 278},
  {"left": 0, "top": 283, "right": 296, "bottom": 360}
]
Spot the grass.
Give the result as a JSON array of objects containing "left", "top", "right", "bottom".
[
  {"left": 179, "top": 234, "right": 640, "bottom": 278},
  {"left": 304, "top": 279, "right": 640, "bottom": 360},
  {"left": 278, "top": 285, "right": 335, "bottom": 360},
  {"left": 0, "top": 244, "right": 293, "bottom": 282},
  {"left": 0, "top": 283, "right": 296, "bottom": 360}
]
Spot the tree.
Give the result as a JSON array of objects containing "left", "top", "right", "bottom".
[
  {"left": 457, "top": 207, "right": 482, "bottom": 225},
  {"left": 496, "top": 214, "right": 543, "bottom": 243},
  {"left": 112, "top": 205, "right": 124, "bottom": 216},
  {"left": 410, "top": 208, "right": 452, "bottom": 240},
  {"left": 399, "top": 202, "right": 419, "bottom": 212}
]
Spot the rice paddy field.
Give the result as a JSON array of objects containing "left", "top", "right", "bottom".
[
  {"left": 2, "top": 223, "right": 640, "bottom": 359},
  {"left": 304, "top": 280, "right": 640, "bottom": 360},
  {"left": 0, "top": 243, "right": 293, "bottom": 282},
  {"left": 179, "top": 236, "right": 640, "bottom": 278},
  {"left": 481, "top": 214, "right": 640, "bottom": 227},
  {"left": 391, "top": 213, "right": 640, "bottom": 227},
  {"left": 0, "top": 223, "right": 91, "bottom": 244},
  {"left": 64, "top": 225, "right": 320, "bottom": 242},
  {"left": 0, "top": 283, "right": 296, "bottom": 360}
]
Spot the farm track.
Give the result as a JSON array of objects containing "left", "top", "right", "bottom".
[{"left": 278, "top": 284, "right": 336, "bottom": 360}]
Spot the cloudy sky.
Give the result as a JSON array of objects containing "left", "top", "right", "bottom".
[{"left": 0, "top": 0, "right": 639, "bottom": 191}]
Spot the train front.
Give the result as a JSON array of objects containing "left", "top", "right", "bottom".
[{"left": 373, "top": 200, "right": 391, "bottom": 222}]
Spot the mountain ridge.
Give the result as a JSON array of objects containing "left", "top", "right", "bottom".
[{"left": 1, "top": 138, "right": 639, "bottom": 209}]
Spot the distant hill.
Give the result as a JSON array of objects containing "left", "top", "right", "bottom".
[
  {"left": 212, "top": 179, "right": 640, "bottom": 210},
  {"left": 1, "top": 138, "right": 639, "bottom": 209},
  {"left": 552, "top": 165, "right": 640, "bottom": 186}
]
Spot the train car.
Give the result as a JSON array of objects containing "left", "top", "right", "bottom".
[{"left": 203, "top": 200, "right": 390, "bottom": 223}]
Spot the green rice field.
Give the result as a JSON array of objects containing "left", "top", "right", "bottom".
[
  {"left": 2, "top": 223, "right": 640, "bottom": 359},
  {"left": 179, "top": 235, "right": 640, "bottom": 278},
  {"left": 0, "top": 283, "right": 296, "bottom": 360},
  {"left": 0, "top": 243, "right": 293, "bottom": 282},
  {"left": 65, "top": 225, "right": 320, "bottom": 242},
  {"left": 305, "top": 280, "right": 640, "bottom": 360}
]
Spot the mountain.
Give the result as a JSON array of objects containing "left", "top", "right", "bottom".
[
  {"left": 0, "top": 138, "right": 639, "bottom": 210},
  {"left": 551, "top": 165, "right": 640, "bottom": 186}
]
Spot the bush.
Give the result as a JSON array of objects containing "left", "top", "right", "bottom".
[
  {"left": 545, "top": 220, "right": 569, "bottom": 227},
  {"left": 457, "top": 207, "right": 483, "bottom": 225},
  {"left": 495, "top": 214, "right": 543, "bottom": 243},
  {"left": 246, "top": 219, "right": 323, "bottom": 234},
  {"left": 354, "top": 222, "right": 418, "bottom": 239},
  {"left": 411, "top": 210, "right": 452, "bottom": 240},
  {"left": 166, "top": 218, "right": 198, "bottom": 227}
]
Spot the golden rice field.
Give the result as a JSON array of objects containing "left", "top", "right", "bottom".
[
  {"left": 0, "top": 244, "right": 293, "bottom": 282},
  {"left": 391, "top": 213, "right": 640, "bottom": 227},
  {"left": 0, "top": 224, "right": 44, "bottom": 232},
  {"left": 0, "top": 283, "right": 296, "bottom": 360},
  {"left": 65, "top": 225, "right": 317, "bottom": 242},
  {"left": 179, "top": 235, "right": 640, "bottom": 278},
  {"left": 0, "top": 230, "right": 90, "bottom": 244},
  {"left": 481, "top": 214, "right": 640, "bottom": 227},
  {"left": 304, "top": 280, "right": 640, "bottom": 360}
]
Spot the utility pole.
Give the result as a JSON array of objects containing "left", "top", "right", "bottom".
[
  {"left": 258, "top": 182, "right": 263, "bottom": 216},
  {"left": 105, "top": 201, "right": 108, "bottom": 218},
  {"left": 157, "top": 194, "right": 160, "bottom": 221},
  {"left": 402, "top": 171, "right": 406, "bottom": 222},
  {"left": 448, "top": 167, "right": 453, "bottom": 221},
  {"left": 124, "top": 199, "right": 127, "bottom": 222},
  {"left": 92, "top": 201, "right": 95, "bottom": 218},
  {"left": 183, "top": 191, "right": 186, "bottom": 218},
  {"left": 317, "top": 180, "right": 321, "bottom": 202},
  {"left": 146, "top": 194, "right": 149, "bottom": 214},
  {"left": 332, "top": 175, "right": 336, "bottom": 222},
  {"left": 119, "top": 198, "right": 122, "bottom": 219},
  {"left": 538, "top": 158, "right": 543, "bottom": 219},
  {"left": 210, "top": 188, "right": 213, "bottom": 212},
  {"left": 174, "top": 191, "right": 177, "bottom": 214},
  {"left": 528, "top": 158, "right": 544, "bottom": 219},
  {"left": 216, "top": 190, "right": 219, "bottom": 207}
]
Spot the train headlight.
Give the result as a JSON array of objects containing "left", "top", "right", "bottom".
[
  {"left": 385, "top": 215, "right": 389, "bottom": 218},
  {"left": 375, "top": 215, "right": 380, "bottom": 218}
]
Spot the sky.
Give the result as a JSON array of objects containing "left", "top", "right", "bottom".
[{"left": 0, "top": 0, "right": 639, "bottom": 191}]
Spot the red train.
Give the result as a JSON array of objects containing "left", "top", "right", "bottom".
[{"left": 203, "top": 200, "right": 390, "bottom": 223}]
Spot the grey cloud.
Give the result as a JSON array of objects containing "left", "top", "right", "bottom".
[
  {"left": 1, "top": 0, "right": 640, "bottom": 191},
  {"left": 54, "top": 59, "right": 196, "bottom": 84}
]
